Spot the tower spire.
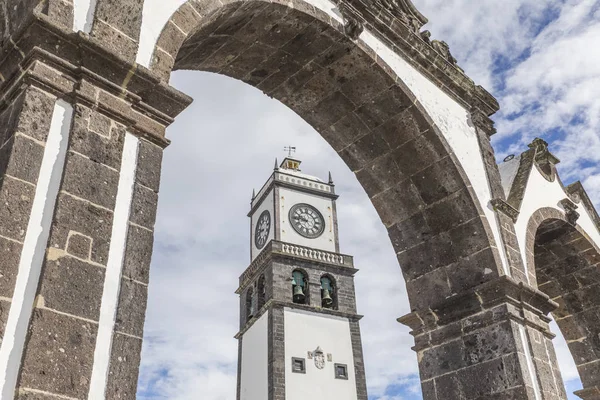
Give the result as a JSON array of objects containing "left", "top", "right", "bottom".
[
  {"left": 251, "top": 188, "right": 256, "bottom": 200},
  {"left": 274, "top": 158, "right": 278, "bottom": 170},
  {"left": 328, "top": 171, "right": 334, "bottom": 185}
]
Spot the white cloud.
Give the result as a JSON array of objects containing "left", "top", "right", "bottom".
[{"left": 137, "top": 0, "right": 600, "bottom": 398}]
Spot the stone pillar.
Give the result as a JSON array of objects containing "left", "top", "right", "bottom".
[
  {"left": 399, "top": 276, "right": 566, "bottom": 400},
  {"left": 471, "top": 108, "right": 529, "bottom": 283}
]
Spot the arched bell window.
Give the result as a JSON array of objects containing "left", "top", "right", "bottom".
[
  {"left": 320, "top": 275, "right": 336, "bottom": 310},
  {"left": 291, "top": 270, "right": 308, "bottom": 305},
  {"left": 245, "top": 286, "right": 255, "bottom": 321},
  {"left": 257, "top": 275, "right": 266, "bottom": 309}
]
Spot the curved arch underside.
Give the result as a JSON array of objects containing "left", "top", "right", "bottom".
[
  {"left": 535, "top": 218, "right": 600, "bottom": 393},
  {"left": 168, "top": 0, "right": 502, "bottom": 312}
]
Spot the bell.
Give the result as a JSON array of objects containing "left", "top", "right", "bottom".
[
  {"left": 322, "top": 289, "right": 333, "bottom": 308},
  {"left": 293, "top": 285, "right": 305, "bottom": 303}
]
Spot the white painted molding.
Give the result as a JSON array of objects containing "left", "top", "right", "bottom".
[
  {"left": 0, "top": 99, "right": 74, "bottom": 400},
  {"left": 88, "top": 132, "right": 139, "bottom": 400}
]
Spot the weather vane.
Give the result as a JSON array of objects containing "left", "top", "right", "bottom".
[{"left": 284, "top": 146, "right": 296, "bottom": 157}]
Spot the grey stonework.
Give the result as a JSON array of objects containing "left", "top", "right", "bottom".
[
  {"left": 525, "top": 208, "right": 600, "bottom": 399},
  {"left": 0, "top": 0, "right": 596, "bottom": 399}
]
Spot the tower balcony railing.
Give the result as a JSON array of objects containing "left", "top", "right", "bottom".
[
  {"left": 278, "top": 242, "right": 347, "bottom": 266},
  {"left": 237, "top": 240, "right": 354, "bottom": 292}
]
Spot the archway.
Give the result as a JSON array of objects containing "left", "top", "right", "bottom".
[
  {"left": 154, "top": 0, "right": 501, "bottom": 313},
  {"left": 528, "top": 208, "right": 600, "bottom": 399},
  {"left": 143, "top": 1, "right": 548, "bottom": 399},
  {"left": 0, "top": 0, "right": 572, "bottom": 398}
]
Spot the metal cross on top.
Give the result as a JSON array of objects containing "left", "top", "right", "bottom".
[{"left": 284, "top": 146, "right": 296, "bottom": 157}]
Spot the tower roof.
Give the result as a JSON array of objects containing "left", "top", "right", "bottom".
[{"left": 278, "top": 157, "right": 324, "bottom": 183}]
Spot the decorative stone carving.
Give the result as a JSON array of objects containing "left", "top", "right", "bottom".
[
  {"left": 471, "top": 108, "right": 497, "bottom": 136},
  {"left": 313, "top": 347, "right": 325, "bottom": 369},
  {"left": 375, "top": 0, "right": 428, "bottom": 31},
  {"left": 560, "top": 198, "right": 580, "bottom": 225},
  {"left": 528, "top": 138, "right": 560, "bottom": 181},
  {"left": 491, "top": 199, "right": 520, "bottom": 223},
  {"left": 343, "top": 16, "right": 364, "bottom": 40},
  {"left": 432, "top": 40, "right": 457, "bottom": 64}
]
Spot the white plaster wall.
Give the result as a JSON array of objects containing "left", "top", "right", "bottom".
[
  {"left": 73, "top": 0, "right": 96, "bottom": 33},
  {"left": 251, "top": 188, "right": 274, "bottom": 261},
  {"left": 279, "top": 187, "right": 336, "bottom": 252},
  {"left": 240, "top": 312, "right": 269, "bottom": 400},
  {"left": 131, "top": 0, "right": 506, "bottom": 268},
  {"left": 284, "top": 308, "right": 358, "bottom": 400},
  {"left": 514, "top": 167, "right": 600, "bottom": 275}
]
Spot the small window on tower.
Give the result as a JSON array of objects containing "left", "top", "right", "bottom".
[
  {"left": 292, "top": 357, "right": 306, "bottom": 374},
  {"left": 334, "top": 363, "right": 348, "bottom": 380}
]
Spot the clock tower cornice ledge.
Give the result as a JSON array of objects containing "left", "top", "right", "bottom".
[
  {"left": 234, "top": 299, "right": 364, "bottom": 339},
  {"left": 236, "top": 240, "right": 356, "bottom": 295},
  {"left": 248, "top": 173, "right": 338, "bottom": 217}
]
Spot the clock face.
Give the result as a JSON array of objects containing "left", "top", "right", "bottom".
[
  {"left": 289, "top": 203, "right": 325, "bottom": 239},
  {"left": 254, "top": 210, "right": 271, "bottom": 249}
]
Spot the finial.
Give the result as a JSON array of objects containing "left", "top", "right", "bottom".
[
  {"left": 274, "top": 158, "right": 278, "bottom": 170},
  {"left": 284, "top": 146, "right": 296, "bottom": 157},
  {"left": 252, "top": 188, "right": 256, "bottom": 200},
  {"left": 328, "top": 171, "right": 334, "bottom": 185}
]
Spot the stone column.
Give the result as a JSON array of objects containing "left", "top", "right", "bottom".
[
  {"left": 0, "top": 6, "right": 190, "bottom": 397},
  {"left": 399, "top": 276, "right": 567, "bottom": 399}
]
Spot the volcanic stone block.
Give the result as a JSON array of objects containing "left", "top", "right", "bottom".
[
  {"left": 1, "top": 135, "right": 44, "bottom": 185},
  {"left": 61, "top": 152, "right": 119, "bottom": 210},
  {"left": 419, "top": 338, "right": 466, "bottom": 380},
  {"left": 356, "top": 153, "right": 407, "bottom": 197},
  {"left": 70, "top": 106, "right": 125, "bottom": 170},
  {"left": 122, "top": 224, "right": 154, "bottom": 283},
  {"left": 66, "top": 232, "right": 93, "bottom": 259},
  {"left": 105, "top": 332, "right": 143, "bottom": 400},
  {"left": 91, "top": 0, "right": 144, "bottom": 60},
  {"left": 18, "top": 309, "right": 97, "bottom": 398},
  {"left": 48, "top": 193, "right": 113, "bottom": 265},
  {"left": 129, "top": 183, "right": 158, "bottom": 230},
  {"left": 44, "top": 0, "right": 74, "bottom": 28},
  {"left": 136, "top": 139, "right": 163, "bottom": 192},
  {"left": 14, "top": 87, "right": 56, "bottom": 142},
  {"left": 462, "top": 320, "right": 518, "bottom": 366},
  {"left": 38, "top": 257, "right": 105, "bottom": 320},
  {"left": 0, "top": 299, "right": 10, "bottom": 346},
  {"left": 0, "top": 177, "right": 35, "bottom": 242},
  {"left": 0, "top": 236, "right": 22, "bottom": 298},
  {"left": 114, "top": 277, "right": 148, "bottom": 337}
]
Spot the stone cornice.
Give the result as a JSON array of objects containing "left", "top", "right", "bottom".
[
  {"left": 235, "top": 299, "right": 363, "bottom": 338},
  {"left": 236, "top": 240, "right": 355, "bottom": 294},
  {"left": 491, "top": 199, "right": 519, "bottom": 223},
  {"left": 398, "top": 276, "right": 558, "bottom": 337},
  {"left": 567, "top": 181, "right": 600, "bottom": 233},
  {"left": 337, "top": 0, "right": 499, "bottom": 117},
  {"left": 0, "top": 12, "right": 192, "bottom": 146}
]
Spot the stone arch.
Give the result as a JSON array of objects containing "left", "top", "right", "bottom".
[
  {"left": 150, "top": 0, "right": 504, "bottom": 316},
  {"left": 526, "top": 207, "right": 600, "bottom": 398}
]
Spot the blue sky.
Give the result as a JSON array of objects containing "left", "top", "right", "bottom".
[{"left": 135, "top": 1, "right": 600, "bottom": 399}]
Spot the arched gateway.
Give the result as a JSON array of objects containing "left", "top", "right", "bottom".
[{"left": 0, "top": 0, "right": 597, "bottom": 399}]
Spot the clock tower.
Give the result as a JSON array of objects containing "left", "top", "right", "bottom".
[{"left": 235, "top": 157, "right": 368, "bottom": 400}]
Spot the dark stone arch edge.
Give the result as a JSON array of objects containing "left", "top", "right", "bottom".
[
  {"left": 150, "top": 0, "right": 498, "bottom": 117},
  {"left": 525, "top": 208, "right": 600, "bottom": 399},
  {"left": 151, "top": 0, "right": 507, "bottom": 283}
]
